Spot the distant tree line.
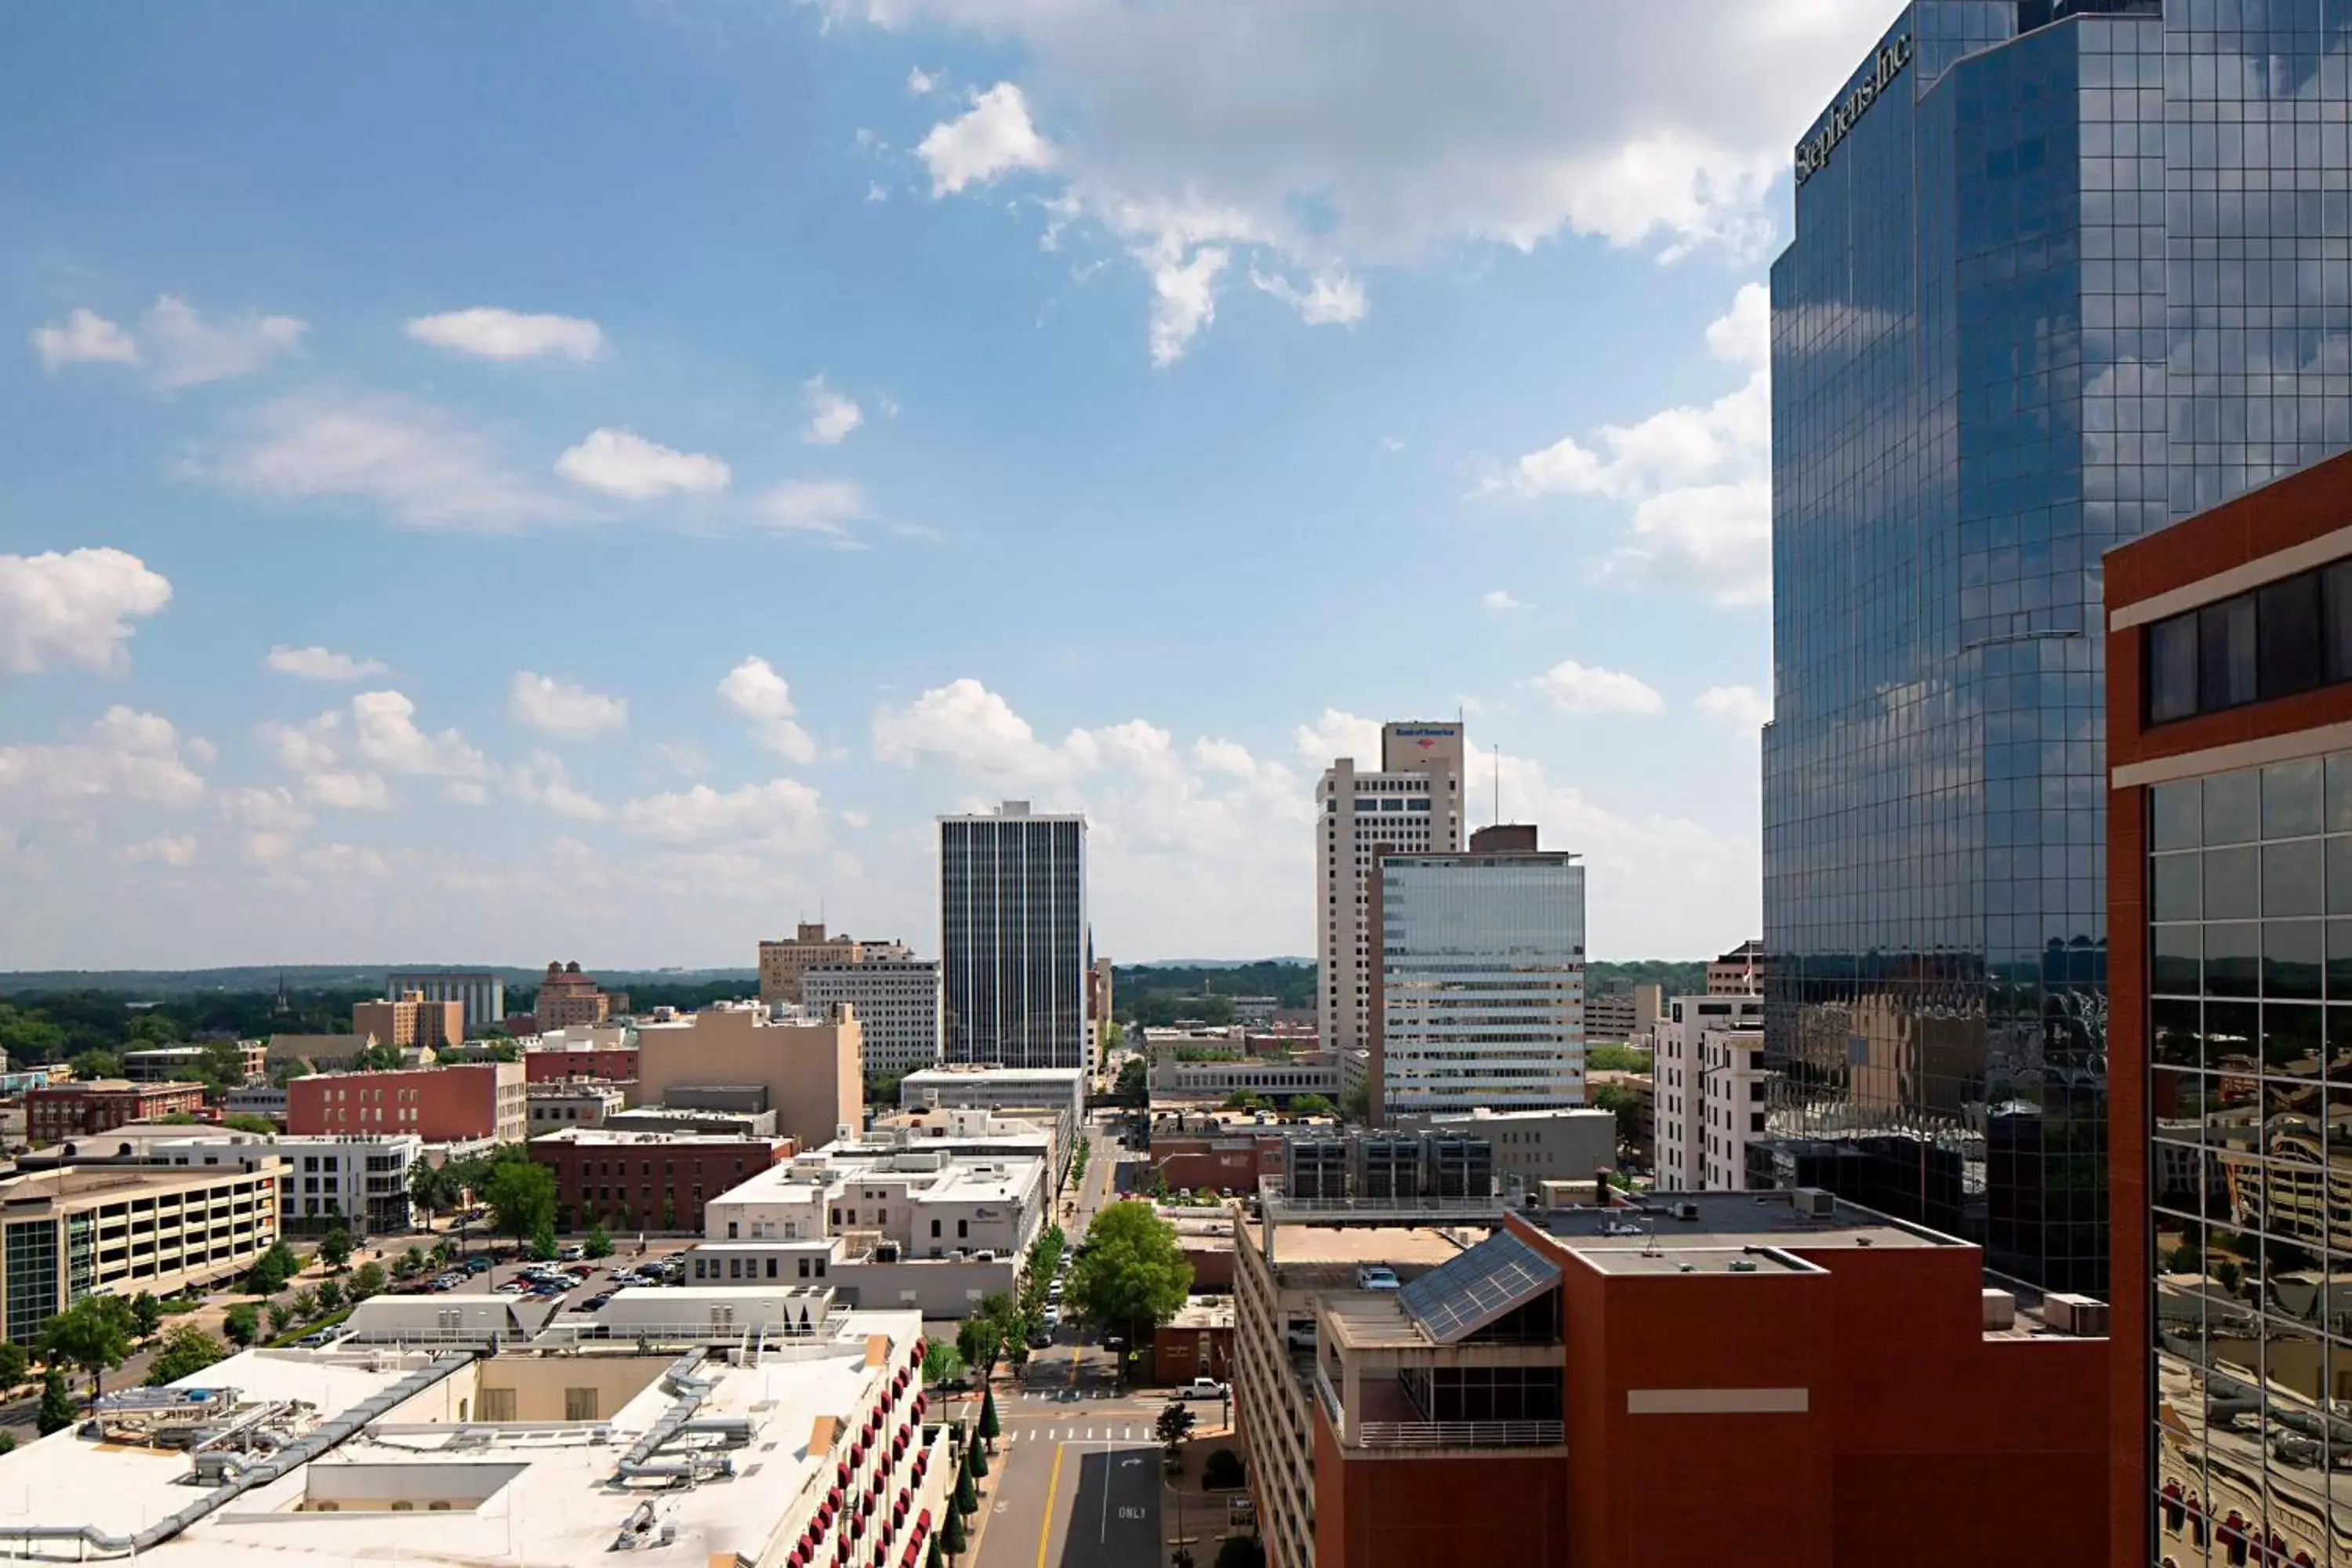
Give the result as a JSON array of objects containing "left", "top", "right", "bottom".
[
  {"left": 0, "top": 988, "right": 379, "bottom": 1076},
  {"left": 1586, "top": 960, "right": 1709, "bottom": 996}
]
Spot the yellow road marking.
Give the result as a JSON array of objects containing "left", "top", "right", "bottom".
[{"left": 1036, "top": 1441, "right": 1065, "bottom": 1568}]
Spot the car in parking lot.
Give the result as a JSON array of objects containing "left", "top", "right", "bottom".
[
  {"left": 459, "top": 1256, "right": 492, "bottom": 1274},
  {"left": 558, "top": 1243, "right": 585, "bottom": 1262},
  {"left": 1356, "top": 1265, "right": 1401, "bottom": 1292},
  {"left": 579, "top": 1291, "right": 614, "bottom": 1313},
  {"left": 1176, "top": 1377, "right": 1229, "bottom": 1402}
]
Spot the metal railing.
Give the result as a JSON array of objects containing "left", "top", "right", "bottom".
[
  {"left": 1312, "top": 1363, "right": 1342, "bottom": 1428},
  {"left": 1352, "top": 1419, "right": 1564, "bottom": 1450}
]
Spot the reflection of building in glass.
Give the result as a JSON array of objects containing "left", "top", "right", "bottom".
[
  {"left": 1765, "top": 2, "right": 2352, "bottom": 1298},
  {"left": 2109, "top": 446, "right": 2352, "bottom": 1565}
]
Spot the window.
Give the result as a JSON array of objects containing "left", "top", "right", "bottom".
[
  {"left": 565, "top": 1387, "right": 600, "bottom": 1421},
  {"left": 2148, "top": 555, "right": 2352, "bottom": 724},
  {"left": 957, "top": 1219, "right": 968, "bottom": 1239},
  {"left": 931, "top": 1219, "right": 941, "bottom": 1237}
]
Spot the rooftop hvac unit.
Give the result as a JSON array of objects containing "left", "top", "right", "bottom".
[
  {"left": 1791, "top": 1188, "right": 1835, "bottom": 1218},
  {"left": 1981, "top": 1289, "right": 2017, "bottom": 1330},
  {"left": 2043, "top": 1293, "right": 2110, "bottom": 1337},
  {"left": 1673, "top": 1202, "right": 1700, "bottom": 1221}
]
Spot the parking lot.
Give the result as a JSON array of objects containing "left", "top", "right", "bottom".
[{"left": 370, "top": 1231, "right": 706, "bottom": 1319}]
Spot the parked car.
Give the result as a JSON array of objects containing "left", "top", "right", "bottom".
[
  {"left": 579, "top": 1291, "right": 615, "bottom": 1313},
  {"left": 1178, "top": 1377, "right": 1229, "bottom": 1402},
  {"left": 1027, "top": 1327, "right": 1053, "bottom": 1348},
  {"left": 1356, "top": 1265, "right": 1401, "bottom": 1292},
  {"left": 558, "top": 1243, "right": 586, "bottom": 1262},
  {"left": 460, "top": 1256, "right": 493, "bottom": 1275}
]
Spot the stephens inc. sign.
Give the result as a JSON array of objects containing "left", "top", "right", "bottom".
[{"left": 1795, "top": 34, "right": 1912, "bottom": 186}]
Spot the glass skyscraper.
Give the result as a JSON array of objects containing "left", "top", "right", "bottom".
[
  {"left": 938, "top": 800, "right": 1088, "bottom": 1069},
  {"left": 1762, "top": 0, "right": 2352, "bottom": 1292}
]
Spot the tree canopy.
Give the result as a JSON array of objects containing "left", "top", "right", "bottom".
[
  {"left": 1065, "top": 1201, "right": 1191, "bottom": 1343},
  {"left": 485, "top": 1160, "right": 557, "bottom": 1243},
  {"left": 42, "top": 1295, "right": 136, "bottom": 1401}
]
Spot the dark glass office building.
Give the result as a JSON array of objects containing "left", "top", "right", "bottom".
[
  {"left": 1761, "top": 0, "right": 2352, "bottom": 1294},
  {"left": 939, "top": 800, "right": 1088, "bottom": 1069}
]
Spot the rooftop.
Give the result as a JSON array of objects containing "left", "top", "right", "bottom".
[
  {"left": 1247, "top": 1220, "right": 1484, "bottom": 1275},
  {"left": 0, "top": 1312, "right": 938, "bottom": 1567},
  {"left": 0, "top": 1162, "right": 278, "bottom": 1207},
  {"left": 1538, "top": 1190, "right": 1946, "bottom": 1259},
  {"left": 900, "top": 1065, "right": 1084, "bottom": 1082},
  {"left": 530, "top": 1127, "right": 784, "bottom": 1148}
]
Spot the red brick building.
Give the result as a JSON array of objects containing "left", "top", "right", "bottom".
[
  {"left": 287, "top": 1061, "right": 527, "bottom": 1144},
  {"left": 2103, "top": 447, "right": 2352, "bottom": 1568},
  {"left": 1236, "top": 1190, "right": 2107, "bottom": 1568},
  {"left": 530, "top": 1127, "right": 791, "bottom": 1232},
  {"left": 27, "top": 1080, "right": 206, "bottom": 1145},
  {"left": 1152, "top": 1133, "right": 1283, "bottom": 1194},
  {"left": 523, "top": 1044, "right": 641, "bottom": 1086}
]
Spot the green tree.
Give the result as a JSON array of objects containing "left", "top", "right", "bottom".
[
  {"left": 1338, "top": 1083, "right": 1372, "bottom": 1125},
  {"left": 1586, "top": 1043, "right": 1653, "bottom": 1073},
  {"left": 1115, "top": 1059, "right": 1149, "bottom": 1108},
  {"left": 942, "top": 1500, "right": 969, "bottom": 1556},
  {"left": 289, "top": 1287, "right": 321, "bottom": 1321},
  {"left": 315, "top": 1278, "right": 344, "bottom": 1314},
  {"left": 222, "top": 1304, "right": 260, "bottom": 1348},
  {"left": 956, "top": 1310, "right": 1000, "bottom": 1374},
  {"left": 220, "top": 1113, "right": 278, "bottom": 1136},
  {"left": 67, "top": 1047, "right": 122, "bottom": 1081},
  {"left": 529, "top": 1221, "right": 558, "bottom": 1261},
  {"left": 42, "top": 1296, "right": 136, "bottom": 1404},
  {"left": 129, "top": 1291, "right": 164, "bottom": 1342},
  {"left": 0, "top": 1339, "right": 27, "bottom": 1389},
  {"left": 1214, "top": 1536, "right": 1265, "bottom": 1568},
  {"left": 318, "top": 1225, "right": 354, "bottom": 1272},
  {"left": 867, "top": 1072, "right": 902, "bottom": 1108},
  {"left": 144, "top": 1323, "right": 227, "bottom": 1385},
  {"left": 585, "top": 1224, "right": 614, "bottom": 1259},
  {"left": 1592, "top": 1082, "right": 1642, "bottom": 1152},
  {"left": 0, "top": 1430, "right": 16, "bottom": 1455},
  {"left": 408, "top": 1160, "right": 455, "bottom": 1228},
  {"left": 484, "top": 1160, "right": 557, "bottom": 1245},
  {"left": 36, "top": 1369, "right": 76, "bottom": 1434},
  {"left": 1202, "top": 1447, "right": 1246, "bottom": 1489},
  {"left": 1156, "top": 1400, "right": 1196, "bottom": 1456},
  {"left": 352, "top": 1043, "right": 405, "bottom": 1072},
  {"left": 1287, "top": 1094, "right": 1334, "bottom": 1119},
  {"left": 396, "top": 1245, "right": 426, "bottom": 1279},
  {"left": 1067, "top": 1201, "right": 1192, "bottom": 1348},
  {"left": 265, "top": 1301, "right": 292, "bottom": 1338},
  {"left": 1220, "top": 1091, "right": 1264, "bottom": 1112},
  {"left": 349, "top": 1261, "right": 387, "bottom": 1301},
  {"left": 978, "top": 1388, "right": 1000, "bottom": 1445},
  {"left": 198, "top": 1039, "right": 251, "bottom": 1088},
  {"left": 924, "top": 1338, "right": 965, "bottom": 1388}
]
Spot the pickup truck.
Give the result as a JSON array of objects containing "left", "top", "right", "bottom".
[{"left": 1177, "top": 1377, "right": 1229, "bottom": 1402}]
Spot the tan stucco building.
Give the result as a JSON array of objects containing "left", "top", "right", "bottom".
[
  {"left": 351, "top": 991, "right": 464, "bottom": 1052},
  {"left": 635, "top": 1004, "right": 864, "bottom": 1154},
  {"left": 757, "top": 923, "right": 910, "bottom": 1006}
]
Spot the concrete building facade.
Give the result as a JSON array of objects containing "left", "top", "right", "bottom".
[
  {"left": 122, "top": 1041, "right": 267, "bottom": 1084},
  {"left": 147, "top": 1132, "right": 419, "bottom": 1235},
  {"left": 1316, "top": 721, "right": 1467, "bottom": 1065},
  {"left": 898, "top": 1064, "right": 1087, "bottom": 1127},
  {"left": 533, "top": 960, "right": 620, "bottom": 1028},
  {"left": 939, "top": 800, "right": 1088, "bottom": 1069},
  {"left": 1374, "top": 823, "right": 1584, "bottom": 1119},
  {"left": 0, "top": 1163, "right": 283, "bottom": 1342},
  {"left": 803, "top": 959, "right": 942, "bottom": 1079},
  {"left": 756, "top": 922, "right": 911, "bottom": 1006},
  {"left": 1403, "top": 1107, "right": 1616, "bottom": 1188},
  {"left": 287, "top": 1061, "right": 527, "bottom": 1145},
  {"left": 1704, "top": 940, "right": 1763, "bottom": 996},
  {"left": 351, "top": 992, "right": 465, "bottom": 1054},
  {"left": 527, "top": 1080, "right": 626, "bottom": 1134},
  {"left": 385, "top": 971, "right": 506, "bottom": 1035},
  {"left": 633, "top": 1004, "right": 862, "bottom": 1155},
  {"left": 1652, "top": 993, "right": 1766, "bottom": 1193}
]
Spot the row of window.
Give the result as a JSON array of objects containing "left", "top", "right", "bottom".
[{"left": 2147, "top": 557, "right": 2352, "bottom": 724}]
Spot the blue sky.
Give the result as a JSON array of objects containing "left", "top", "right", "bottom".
[{"left": 0, "top": 0, "right": 1895, "bottom": 969}]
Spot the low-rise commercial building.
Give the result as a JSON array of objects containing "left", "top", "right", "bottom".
[
  {"left": 27, "top": 1080, "right": 205, "bottom": 1145},
  {"left": 148, "top": 1133, "right": 419, "bottom": 1235},
  {"left": 351, "top": 991, "right": 465, "bottom": 1054},
  {"left": 0, "top": 1306, "right": 953, "bottom": 1568},
  {"left": 531, "top": 1127, "right": 791, "bottom": 1232},
  {"left": 1705, "top": 938, "right": 1764, "bottom": 995},
  {"left": 897, "top": 1063, "right": 1087, "bottom": 1127},
  {"left": 1233, "top": 1189, "right": 2107, "bottom": 1568},
  {"left": 602, "top": 1104, "right": 778, "bottom": 1139},
  {"left": 703, "top": 1145, "right": 1047, "bottom": 1261},
  {"left": 863, "top": 1105, "right": 1069, "bottom": 1185},
  {"left": 0, "top": 1162, "right": 282, "bottom": 1342},
  {"left": 521, "top": 1027, "right": 641, "bottom": 1091},
  {"left": 757, "top": 921, "right": 912, "bottom": 1006},
  {"left": 526, "top": 1080, "right": 627, "bottom": 1134},
  {"left": 220, "top": 1083, "right": 288, "bottom": 1125},
  {"left": 635, "top": 1004, "right": 862, "bottom": 1156},
  {"left": 1149, "top": 1051, "right": 1341, "bottom": 1106},
  {"left": 534, "top": 959, "right": 623, "bottom": 1028},
  {"left": 1154, "top": 1294, "right": 1235, "bottom": 1385},
  {"left": 123, "top": 1040, "right": 267, "bottom": 1084},
  {"left": 1652, "top": 993, "right": 1766, "bottom": 1192},
  {"left": 1152, "top": 1131, "right": 1284, "bottom": 1196},
  {"left": 803, "top": 959, "right": 942, "bottom": 1078},
  {"left": 288, "top": 1061, "right": 526, "bottom": 1145},
  {"left": 1399, "top": 1107, "right": 1616, "bottom": 1189}
]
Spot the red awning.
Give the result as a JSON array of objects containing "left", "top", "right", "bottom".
[
  {"left": 912, "top": 1394, "right": 926, "bottom": 1418},
  {"left": 917, "top": 1509, "right": 932, "bottom": 1531},
  {"left": 837, "top": 1461, "right": 851, "bottom": 1486}
]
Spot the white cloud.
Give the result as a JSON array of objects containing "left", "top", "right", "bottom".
[
  {"left": 920, "top": 82, "right": 1055, "bottom": 196},
  {"left": 717, "top": 657, "right": 819, "bottom": 764},
  {"left": 555, "top": 427, "right": 731, "bottom": 499},
  {"left": 31, "top": 308, "right": 138, "bottom": 372},
  {"left": 0, "top": 707, "right": 209, "bottom": 817},
  {"left": 220, "top": 785, "right": 312, "bottom": 836},
  {"left": 873, "top": 678, "right": 1094, "bottom": 789},
  {"left": 821, "top": 4, "right": 1886, "bottom": 361},
  {"left": 1291, "top": 710, "right": 1382, "bottom": 768},
  {"left": 1490, "top": 283, "right": 1771, "bottom": 605},
  {"left": 1482, "top": 589, "right": 1528, "bottom": 612},
  {"left": 190, "top": 387, "right": 572, "bottom": 532},
  {"left": 1382, "top": 436, "right": 1405, "bottom": 452},
  {"left": 907, "top": 65, "right": 939, "bottom": 94},
  {"left": 1248, "top": 267, "right": 1368, "bottom": 327},
  {"left": 619, "top": 778, "right": 828, "bottom": 847},
  {"left": 753, "top": 480, "right": 872, "bottom": 539},
  {"left": 34, "top": 296, "right": 305, "bottom": 390},
  {"left": 1148, "top": 245, "right": 1229, "bottom": 368},
  {"left": 510, "top": 671, "right": 629, "bottom": 741},
  {"left": 867, "top": 181, "right": 891, "bottom": 203},
  {"left": 802, "top": 377, "right": 864, "bottom": 445},
  {"left": 303, "top": 771, "right": 392, "bottom": 811},
  {"left": 122, "top": 834, "right": 198, "bottom": 866},
  {"left": 264, "top": 691, "right": 485, "bottom": 802},
  {"left": 405, "top": 307, "right": 607, "bottom": 363},
  {"left": 1696, "top": 682, "right": 1772, "bottom": 735},
  {"left": 1532, "top": 659, "right": 1665, "bottom": 715},
  {"left": 506, "top": 752, "right": 610, "bottom": 822},
  {"left": 349, "top": 690, "right": 487, "bottom": 778},
  {"left": 0, "top": 548, "right": 172, "bottom": 674},
  {"left": 263, "top": 644, "right": 387, "bottom": 681},
  {"left": 258, "top": 713, "right": 343, "bottom": 775}
]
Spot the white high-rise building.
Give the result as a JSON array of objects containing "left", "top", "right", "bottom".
[
  {"left": 939, "top": 801, "right": 1088, "bottom": 1069},
  {"left": 1316, "top": 721, "right": 1465, "bottom": 1064},
  {"left": 1652, "top": 993, "right": 1766, "bottom": 1191},
  {"left": 804, "top": 958, "right": 944, "bottom": 1077},
  {"left": 1375, "top": 824, "right": 1585, "bottom": 1117},
  {"left": 386, "top": 970, "right": 505, "bottom": 1035}
]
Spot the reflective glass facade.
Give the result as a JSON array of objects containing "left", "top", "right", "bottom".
[
  {"left": 939, "top": 808, "right": 1087, "bottom": 1069},
  {"left": 1378, "top": 852, "right": 1587, "bottom": 1115},
  {"left": 1762, "top": 0, "right": 2352, "bottom": 1293},
  {"left": 2148, "top": 753, "right": 2352, "bottom": 1567}
]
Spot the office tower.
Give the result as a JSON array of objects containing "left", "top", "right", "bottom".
[
  {"left": 385, "top": 970, "right": 505, "bottom": 1035},
  {"left": 1651, "top": 993, "right": 1766, "bottom": 1191},
  {"left": 938, "top": 800, "right": 1088, "bottom": 1069},
  {"left": 1761, "top": 1, "right": 2352, "bottom": 1293},
  {"left": 2107, "top": 447, "right": 2352, "bottom": 1568},
  {"left": 804, "top": 959, "right": 943, "bottom": 1077},
  {"left": 1316, "top": 720, "right": 1466, "bottom": 1067},
  {"left": 757, "top": 924, "right": 911, "bottom": 1006},
  {"left": 1374, "top": 823, "right": 1586, "bottom": 1118}
]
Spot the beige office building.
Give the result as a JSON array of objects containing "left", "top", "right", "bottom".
[
  {"left": 351, "top": 991, "right": 465, "bottom": 1053},
  {"left": 634, "top": 1004, "right": 864, "bottom": 1153},
  {"left": 758, "top": 923, "right": 909, "bottom": 1006},
  {"left": 0, "top": 1162, "right": 284, "bottom": 1342},
  {"left": 1315, "top": 720, "right": 1465, "bottom": 1062}
]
